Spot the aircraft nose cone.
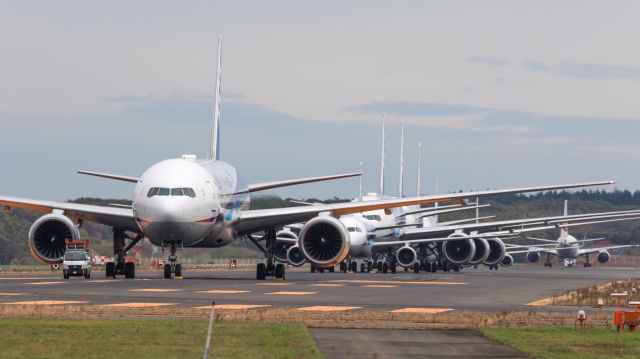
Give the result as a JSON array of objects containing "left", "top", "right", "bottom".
[{"left": 155, "top": 199, "right": 184, "bottom": 223}]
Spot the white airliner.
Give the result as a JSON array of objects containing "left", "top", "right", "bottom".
[
  {"left": 0, "top": 36, "right": 616, "bottom": 280},
  {"left": 508, "top": 201, "right": 640, "bottom": 268}
]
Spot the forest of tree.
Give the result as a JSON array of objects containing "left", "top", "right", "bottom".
[{"left": 1, "top": 190, "right": 640, "bottom": 264}]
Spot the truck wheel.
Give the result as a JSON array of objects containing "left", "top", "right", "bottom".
[
  {"left": 124, "top": 262, "right": 135, "bottom": 279},
  {"left": 63, "top": 270, "right": 69, "bottom": 279},
  {"left": 164, "top": 264, "right": 172, "bottom": 279},
  {"left": 105, "top": 262, "right": 116, "bottom": 278}
]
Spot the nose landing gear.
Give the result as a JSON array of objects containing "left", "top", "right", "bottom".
[{"left": 162, "top": 242, "right": 183, "bottom": 279}]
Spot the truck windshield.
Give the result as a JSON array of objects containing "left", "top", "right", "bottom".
[{"left": 64, "top": 251, "right": 87, "bottom": 261}]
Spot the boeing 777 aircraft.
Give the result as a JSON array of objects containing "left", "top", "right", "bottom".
[
  {"left": 0, "top": 36, "right": 616, "bottom": 280},
  {"left": 508, "top": 201, "right": 640, "bottom": 268}
]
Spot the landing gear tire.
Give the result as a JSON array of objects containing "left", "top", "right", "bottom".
[
  {"left": 377, "top": 262, "right": 383, "bottom": 272},
  {"left": 164, "top": 264, "right": 172, "bottom": 279},
  {"left": 105, "top": 262, "right": 116, "bottom": 278},
  {"left": 366, "top": 261, "right": 372, "bottom": 273},
  {"left": 584, "top": 263, "right": 592, "bottom": 268},
  {"left": 328, "top": 266, "right": 335, "bottom": 273},
  {"left": 350, "top": 261, "right": 358, "bottom": 273},
  {"left": 256, "top": 263, "right": 267, "bottom": 280},
  {"left": 390, "top": 263, "right": 397, "bottom": 274},
  {"left": 360, "top": 262, "right": 365, "bottom": 273},
  {"left": 124, "top": 262, "right": 135, "bottom": 279},
  {"left": 310, "top": 264, "right": 317, "bottom": 273},
  {"left": 174, "top": 264, "right": 182, "bottom": 278},
  {"left": 430, "top": 263, "right": 437, "bottom": 273},
  {"left": 413, "top": 265, "right": 420, "bottom": 274},
  {"left": 275, "top": 263, "right": 286, "bottom": 280},
  {"left": 319, "top": 267, "right": 325, "bottom": 273},
  {"left": 382, "top": 262, "right": 388, "bottom": 274},
  {"left": 63, "top": 270, "right": 69, "bottom": 279},
  {"left": 339, "top": 262, "right": 347, "bottom": 273}
]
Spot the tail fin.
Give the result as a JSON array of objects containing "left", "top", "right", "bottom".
[
  {"left": 398, "top": 120, "right": 405, "bottom": 198},
  {"left": 416, "top": 142, "right": 422, "bottom": 196},
  {"left": 560, "top": 199, "right": 569, "bottom": 238},
  {"left": 378, "top": 115, "right": 386, "bottom": 196},
  {"left": 210, "top": 35, "right": 223, "bottom": 160}
]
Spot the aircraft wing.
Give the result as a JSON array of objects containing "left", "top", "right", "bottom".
[
  {"left": 0, "top": 196, "right": 139, "bottom": 233},
  {"left": 508, "top": 248, "right": 559, "bottom": 255},
  {"left": 233, "top": 181, "right": 614, "bottom": 235},
  {"left": 397, "top": 209, "right": 640, "bottom": 241},
  {"left": 578, "top": 244, "right": 640, "bottom": 256}
]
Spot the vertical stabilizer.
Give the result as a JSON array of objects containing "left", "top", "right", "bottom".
[
  {"left": 560, "top": 200, "right": 569, "bottom": 238},
  {"left": 398, "top": 120, "right": 405, "bottom": 198},
  {"left": 378, "top": 115, "right": 386, "bottom": 197},
  {"left": 358, "top": 161, "right": 364, "bottom": 202},
  {"left": 416, "top": 142, "right": 422, "bottom": 196},
  {"left": 210, "top": 35, "right": 223, "bottom": 161}
]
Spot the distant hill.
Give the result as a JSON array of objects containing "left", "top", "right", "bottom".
[{"left": 1, "top": 191, "right": 639, "bottom": 264}]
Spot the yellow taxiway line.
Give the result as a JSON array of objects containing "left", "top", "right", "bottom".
[
  {"left": 25, "top": 282, "right": 66, "bottom": 285},
  {"left": 266, "top": 291, "right": 317, "bottom": 295},
  {"left": 3, "top": 300, "right": 88, "bottom": 305},
  {"left": 196, "top": 290, "right": 251, "bottom": 294},
  {"left": 331, "top": 280, "right": 467, "bottom": 285},
  {"left": 98, "top": 302, "right": 176, "bottom": 308},
  {"left": 308, "top": 283, "right": 345, "bottom": 287},
  {"left": 128, "top": 289, "right": 183, "bottom": 293}
]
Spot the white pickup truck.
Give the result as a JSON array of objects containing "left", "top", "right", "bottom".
[{"left": 62, "top": 240, "right": 92, "bottom": 279}]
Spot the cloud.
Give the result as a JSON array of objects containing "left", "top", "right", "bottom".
[
  {"left": 526, "top": 61, "right": 640, "bottom": 80},
  {"left": 468, "top": 56, "right": 508, "bottom": 66}
]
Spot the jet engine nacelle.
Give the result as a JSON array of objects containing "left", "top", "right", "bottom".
[
  {"left": 468, "top": 238, "right": 490, "bottom": 265},
  {"left": 442, "top": 233, "right": 476, "bottom": 265},
  {"left": 299, "top": 216, "right": 350, "bottom": 266},
  {"left": 597, "top": 250, "right": 611, "bottom": 264},
  {"left": 483, "top": 238, "right": 506, "bottom": 267},
  {"left": 396, "top": 245, "right": 417, "bottom": 267},
  {"left": 286, "top": 245, "right": 306, "bottom": 267},
  {"left": 275, "top": 229, "right": 297, "bottom": 263},
  {"left": 28, "top": 213, "right": 80, "bottom": 264},
  {"left": 501, "top": 254, "right": 514, "bottom": 267},
  {"left": 527, "top": 251, "right": 541, "bottom": 263}
]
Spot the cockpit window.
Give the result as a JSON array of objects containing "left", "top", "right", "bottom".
[
  {"left": 147, "top": 187, "right": 196, "bottom": 198},
  {"left": 364, "top": 215, "right": 382, "bottom": 221},
  {"left": 347, "top": 227, "right": 356, "bottom": 232},
  {"left": 147, "top": 188, "right": 159, "bottom": 197},
  {"left": 182, "top": 188, "right": 196, "bottom": 198}
]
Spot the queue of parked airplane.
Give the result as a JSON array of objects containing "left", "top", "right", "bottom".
[{"left": 0, "top": 36, "right": 638, "bottom": 281}]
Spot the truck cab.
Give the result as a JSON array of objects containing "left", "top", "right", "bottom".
[{"left": 62, "top": 240, "right": 92, "bottom": 279}]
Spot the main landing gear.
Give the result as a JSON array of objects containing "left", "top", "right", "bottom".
[
  {"left": 106, "top": 229, "right": 142, "bottom": 279},
  {"left": 256, "top": 229, "right": 285, "bottom": 280},
  {"left": 162, "top": 242, "right": 183, "bottom": 279},
  {"left": 543, "top": 254, "right": 553, "bottom": 268},
  {"left": 583, "top": 254, "right": 592, "bottom": 268}
]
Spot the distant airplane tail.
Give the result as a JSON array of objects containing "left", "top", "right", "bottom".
[
  {"left": 210, "top": 35, "right": 223, "bottom": 161},
  {"left": 560, "top": 199, "right": 569, "bottom": 238}
]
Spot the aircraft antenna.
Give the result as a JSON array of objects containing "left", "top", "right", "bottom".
[{"left": 210, "top": 35, "right": 223, "bottom": 161}]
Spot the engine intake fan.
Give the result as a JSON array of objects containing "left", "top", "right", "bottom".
[
  {"left": 28, "top": 213, "right": 80, "bottom": 264},
  {"left": 442, "top": 233, "right": 476, "bottom": 265},
  {"left": 299, "top": 216, "right": 350, "bottom": 266}
]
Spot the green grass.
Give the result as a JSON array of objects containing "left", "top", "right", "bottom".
[
  {"left": 0, "top": 318, "right": 322, "bottom": 359},
  {"left": 481, "top": 327, "right": 640, "bottom": 359}
]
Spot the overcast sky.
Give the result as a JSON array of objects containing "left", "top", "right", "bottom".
[{"left": 2, "top": 1, "right": 640, "bottom": 201}]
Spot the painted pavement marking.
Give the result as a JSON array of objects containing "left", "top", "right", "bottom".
[
  {"left": 362, "top": 284, "right": 397, "bottom": 288},
  {"left": 25, "top": 281, "right": 66, "bottom": 285},
  {"left": 194, "top": 304, "right": 271, "bottom": 310},
  {"left": 390, "top": 308, "right": 453, "bottom": 314},
  {"left": 0, "top": 292, "right": 26, "bottom": 296},
  {"left": 196, "top": 290, "right": 251, "bottom": 294},
  {"left": 255, "top": 282, "right": 292, "bottom": 286},
  {"left": 331, "top": 280, "right": 466, "bottom": 285},
  {"left": 3, "top": 300, "right": 88, "bottom": 305},
  {"left": 98, "top": 302, "right": 176, "bottom": 308},
  {"left": 128, "top": 289, "right": 183, "bottom": 293},
  {"left": 297, "top": 306, "right": 362, "bottom": 312},
  {"left": 308, "top": 283, "right": 345, "bottom": 287},
  {"left": 266, "top": 291, "right": 317, "bottom": 295}
]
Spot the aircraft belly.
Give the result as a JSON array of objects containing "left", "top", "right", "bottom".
[{"left": 145, "top": 222, "right": 211, "bottom": 247}]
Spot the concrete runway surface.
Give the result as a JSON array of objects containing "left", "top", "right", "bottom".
[{"left": 0, "top": 266, "right": 637, "bottom": 313}]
